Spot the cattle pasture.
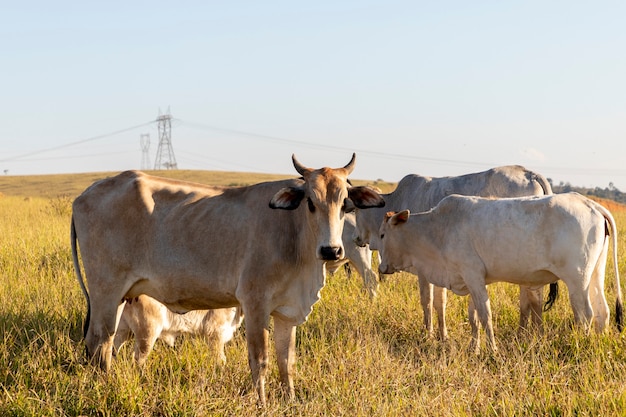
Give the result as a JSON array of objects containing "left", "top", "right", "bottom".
[{"left": 0, "top": 172, "right": 625, "bottom": 416}]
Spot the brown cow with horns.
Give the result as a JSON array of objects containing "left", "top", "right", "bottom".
[{"left": 71, "top": 154, "right": 385, "bottom": 406}]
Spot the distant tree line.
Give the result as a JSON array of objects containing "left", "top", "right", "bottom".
[{"left": 549, "top": 179, "right": 626, "bottom": 204}]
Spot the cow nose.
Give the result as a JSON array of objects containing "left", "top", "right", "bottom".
[{"left": 319, "top": 245, "right": 343, "bottom": 261}]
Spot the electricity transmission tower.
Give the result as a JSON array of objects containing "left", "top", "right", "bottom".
[
  {"left": 153, "top": 109, "right": 178, "bottom": 170},
  {"left": 140, "top": 133, "right": 150, "bottom": 170}
]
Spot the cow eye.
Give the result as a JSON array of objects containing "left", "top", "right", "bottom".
[
  {"left": 380, "top": 233, "right": 385, "bottom": 240},
  {"left": 307, "top": 198, "right": 316, "bottom": 213}
]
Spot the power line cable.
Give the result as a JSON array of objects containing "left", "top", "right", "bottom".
[
  {"left": 175, "top": 119, "right": 333, "bottom": 151},
  {"left": 5, "top": 117, "right": 626, "bottom": 182},
  {"left": 174, "top": 119, "right": 510, "bottom": 169},
  {"left": 3, "top": 150, "right": 134, "bottom": 162},
  {"left": 0, "top": 121, "right": 155, "bottom": 162},
  {"left": 176, "top": 119, "right": 626, "bottom": 179}
]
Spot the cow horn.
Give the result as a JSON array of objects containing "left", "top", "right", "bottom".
[
  {"left": 292, "top": 153, "right": 356, "bottom": 176},
  {"left": 292, "top": 154, "right": 312, "bottom": 176},
  {"left": 342, "top": 153, "right": 356, "bottom": 175}
]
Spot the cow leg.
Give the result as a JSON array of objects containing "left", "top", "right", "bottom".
[
  {"left": 206, "top": 317, "right": 228, "bottom": 367},
  {"left": 273, "top": 316, "right": 297, "bottom": 401},
  {"left": 113, "top": 313, "right": 132, "bottom": 356},
  {"left": 213, "top": 333, "right": 228, "bottom": 367},
  {"left": 568, "top": 287, "right": 594, "bottom": 332},
  {"left": 242, "top": 310, "right": 270, "bottom": 406},
  {"left": 590, "top": 244, "right": 610, "bottom": 332},
  {"left": 208, "top": 308, "right": 241, "bottom": 366},
  {"left": 85, "top": 297, "right": 124, "bottom": 371},
  {"left": 361, "top": 249, "right": 379, "bottom": 299},
  {"left": 353, "top": 260, "right": 379, "bottom": 299},
  {"left": 418, "top": 276, "right": 434, "bottom": 336},
  {"left": 564, "top": 269, "right": 595, "bottom": 332},
  {"left": 433, "top": 285, "right": 448, "bottom": 341},
  {"left": 345, "top": 241, "right": 378, "bottom": 299},
  {"left": 220, "top": 307, "right": 244, "bottom": 365},
  {"left": 120, "top": 296, "right": 163, "bottom": 365},
  {"left": 467, "top": 296, "right": 480, "bottom": 354},
  {"left": 375, "top": 252, "right": 386, "bottom": 282},
  {"left": 134, "top": 326, "right": 161, "bottom": 366},
  {"left": 531, "top": 286, "right": 545, "bottom": 329},
  {"left": 468, "top": 286, "right": 497, "bottom": 353},
  {"left": 518, "top": 285, "right": 544, "bottom": 333},
  {"left": 590, "top": 276, "right": 610, "bottom": 333},
  {"left": 364, "top": 269, "right": 379, "bottom": 299},
  {"left": 159, "top": 333, "right": 177, "bottom": 348}
]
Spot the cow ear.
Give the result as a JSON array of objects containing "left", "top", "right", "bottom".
[
  {"left": 344, "top": 198, "right": 356, "bottom": 213},
  {"left": 390, "top": 210, "right": 410, "bottom": 225},
  {"left": 348, "top": 186, "right": 385, "bottom": 209},
  {"left": 269, "top": 187, "right": 306, "bottom": 210}
]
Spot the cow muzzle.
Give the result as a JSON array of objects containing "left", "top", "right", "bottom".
[
  {"left": 378, "top": 262, "right": 395, "bottom": 275},
  {"left": 319, "top": 245, "right": 344, "bottom": 261}
]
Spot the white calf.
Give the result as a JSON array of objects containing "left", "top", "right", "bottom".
[{"left": 114, "top": 295, "right": 243, "bottom": 365}]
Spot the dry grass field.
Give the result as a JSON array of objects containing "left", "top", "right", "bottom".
[{"left": 0, "top": 171, "right": 625, "bottom": 416}]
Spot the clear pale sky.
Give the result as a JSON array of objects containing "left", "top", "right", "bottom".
[{"left": 2, "top": 1, "right": 625, "bottom": 189}]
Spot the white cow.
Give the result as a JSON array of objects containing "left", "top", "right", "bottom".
[
  {"left": 378, "top": 193, "right": 623, "bottom": 353},
  {"left": 114, "top": 295, "right": 243, "bottom": 366},
  {"left": 327, "top": 212, "right": 379, "bottom": 298},
  {"left": 71, "top": 154, "right": 385, "bottom": 406},
  {"left": 353, "top": 165, "right": 555, "bottom": 340}
]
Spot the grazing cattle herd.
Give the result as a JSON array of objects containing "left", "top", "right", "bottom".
[
  {"left": 352, "top": 165, "right": 556, "bottom": 340},
  {"left": 69, "top": 154, "right": 624, "bottom": 406}
]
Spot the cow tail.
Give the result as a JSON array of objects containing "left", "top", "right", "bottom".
[
  {"left": 608, "top": 213, "right": 624, "bottom": 332},
  {"left": 528, "top": 170, "right": 553, "bottom": 196},
  {"left": 71, "top": 214, "right": 91, "bottom": 338},
  {"left": 596, "top": 204, "right": 623, "bottom": 332},
  {"left": 543, "top": 282, "right": 559, "bottom": 312}
]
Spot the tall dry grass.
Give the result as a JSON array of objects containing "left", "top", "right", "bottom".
[{"left": 0, "top": 177, "right": 625, "bottom": 416}]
